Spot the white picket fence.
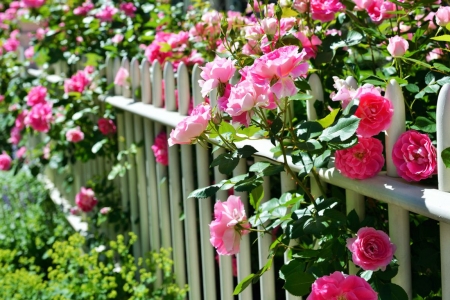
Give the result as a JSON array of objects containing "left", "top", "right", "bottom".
[{"left": 40, "top": 55, "right": 450, "bottom": 300}]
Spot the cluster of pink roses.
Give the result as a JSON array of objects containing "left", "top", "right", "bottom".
[
  {"left": 64, "top": 68, "right": 92, "bottom": 94},
  {"left": 73, "top": 1, "right": 136, "bottom": 22},
  {"left": 151, "top": 131, "right": 169, "bottom": 166}
]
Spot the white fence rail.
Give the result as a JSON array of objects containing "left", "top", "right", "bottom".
[{"left": 42, "top": 55, "right": 450, "bottom": 300}]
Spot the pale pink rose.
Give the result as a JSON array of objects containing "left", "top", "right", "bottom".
[
  {"left": 198, "top": 57, "right": 236, "bottom": 97},
  {"left": 16, "top": 146, "right": 26, "bottom": 159},
  {"left": 70, "top": 206, "right": 81, "bottom": 215},
  {"left": 168, "top": 103, "right": 211, "bottom": 146},
  {"left": 335, "top": 137, "right": 385, "bottom": 179},
  {"left": 35, "top": 28, "right": 47, "bottom": 40},
  {"left": 392, "top": 130, "right": 437, "bottom": 182},
  {"left": 292, "top": 0, "right": 308, "bottom": 13},
  {"left": 244, "top": 24, "right": 264, "bottom": 41},
  {"left": 201, "top": 10, "right": 221, "bottom": 24},
  {"left": 217, "top": 83, "right": 231, "bottom": 112},
  {"left": 10, "top": 127, "right": 21, "bottom": 145},
  {"left": 98, "top": 118, "right": 116, "bottom": 135},
  {"left": 436, "top": 6, "right": 450, "bottom": 26},
  {"left": 114, "top": 67, "right": 129, "bottom": 86},
  {"left": 209, "top": 195, "right": 250, "bottom": 255},
  {"left": 261, "top": 17, "right": 278, "bottom": 35},
  {"left": 111, "top": 33, "right": 124, "bottom": 44},
  {"left": 387, "top": 35, "right": 409, "bottom": 57},
  {"left": 27, "top": 86, "right": 47, "bottom": 106},
  {"left": 119, "top": 2, "right": 136, "bottom": 17},
  {"left": 326, "top": 29, "right": 342, "bottom": 36},
  {"left": 310, "top": 0, "right": 345, "bottom": 22},
  {"left": 21, "top": 0, "right": 45, "bottom": 8},
  {"left": 359, "top": 0, "right": 396, "bottom": 22},
  {"left": 294, "top": 32, "right": 322, "bottom": 59},
  {"left": 64, "top": 70, "right": 91, "bottom": 93},
  {"left": 355, "top": 92, "right": 393, "bottom": 137},
  {"left": 24, "top": 46, "right": 34, "bottom": 59},
  {"left": 95, "top": 5, "right": 117, "bottom": 22},
  {"left": 15, "top": 110, "right": 28, "bottom": 130},
  {"left": 84, "top": 65, "right": 95, "bottom": 74},
  {"left": 347, "top": 227, "right": 396, "bottom": 271},
  {"left": 151, "top": 131, "right": 169, "bottom": 166},
  {"left": 248, "top": 45, "right": 308, "bottom": 99},
  {"left": 75, "top": 187, "right": 98, "bottom": 212},
  {"left": 0, "top": 152, "right": 12, "bottom": 171},
  {"left": 426, "top": 48, "right": 443, "bottom": 62},
  {"left": 0, "top": 95, "right": 4, "bottom": 102},
  {"left": 24, "top": 101, "right": 53, "bottom": 132},
  {"left": 76, "top": 36, "right": 83, "bottom": 43},
  {"left": 66, "top": 127, "right": 84, "bottom": 143},
  {"left": 73, "top": 1, "right": 94, "bottom": 16},
  {"left": 307, "top": 271, "right": 377, "bottom": 300},
  {"left": 43, "top": 144, "right": 51, "bottom": 160},
  {"left": 100, "top": 207, "right": 111, "bottom": 215}
]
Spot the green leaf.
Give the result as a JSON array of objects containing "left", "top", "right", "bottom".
[
  {"left": 314, "top": 150, "right": 331, "bottom": 168},
  {"left": 441, "top": 147, "right": 450, "bottom": 168},
  {"left": 347, "top": 209, "right": 361, "bottom": 232},
  {"left": 431, "top": 35, "right": 450, "bottom": 42},
  {"left": 218, "top": 120, "right": 236, "bottom": 136},
  {"left": 280, "top": 260, "right": 315, "bottom": 296},
  {"left": 237, "top": 145, "right": 258, "bottom": 158},
  {"left": 433, "top": 63, "right": 450, "bottom": 73},
  {"left": 270, "top": 116, "right": 283, "bottom": 136},
  {"left": 317, "top": 109, "right": 340, "bottom": 128},
  {"left": 237, "top": 125, "right": 261, "bottom": 138},
  {"left": 303, "top": 216, "right": 328, "bottom": 235},
  {"left": 91, "top": 139, "right": 108, "bottom": 154},
  {"left": 261, "top": 165, "right": 285, "bottom": 176},
  {"left": 291, "top": 151, "right": 314, "bottom": 176},
  {"left": 234, "top": 273, "right": 257, "bottom": 295},
  {"left": 379, "top": 283, "right": 409, "bottom": 300},
  {"left": 360, "top": 270, "right": 373, "bottom": 281},
  {"left": 405, "top": 84, "right": 419, "bottom": 93},
  {"left": 410, "top": 116, "right": 436, "bottom": 133},
  {"left": 319, "top": 116, "right": 360, "bottom": 142},
  {"left": 234, "top": 176, "right": 263, "bottom": 192},
  {"left": 210, "top": 152, "right": 240, "bottom": 175},
  {"left": 250, "top": 185, "right": 264, "bottom": 209},
  {"left": 188, "top": 184, "right": 221, "bottom": 199},
  {"left": 289, "top": 93, "right": 313, "bottom": 101},
  {"left": 296, "top": 121, "right": 323, "bottom": 140}
]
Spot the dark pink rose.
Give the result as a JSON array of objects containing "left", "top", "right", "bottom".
[
  {"left": 27, "top": 86, "right": 47, "bottom": 106},
  {"left": 98, "top": 118, "right": 116, "bottom": 135},
  {"left": 24, "top": 101, "right": 53, "bottom": 132},
  {"left": 66, "top": 127, "right": 84, "bottom": 143},
  {"left": 0, "top": 152, "right": 12, "bottom": 171},
  {"left": 151, "top": 131, "right": 168, "bottom": 166},
  {"left": 119, "top": 2, "right": 136, "bottom": 17},
  {"left": 9, "top": 127, "right": 21, "bottom": 145},
  {"left": 307, "top": 271, "right": 377, "bottom": 300},
  {"left": 21, "top": 0, "right": 45, "bottom": 8},
  {"left": 310, "top": 0, "right": 345, "bottom": 22},
  {"left": 64, "top": 70, "right": 91, "bottom": 93},
  {"left": 347, "top": 227, "right": 396, "bottom": 271},
  {"left": 15, "top": 110, "right": 28, "bottom": 130},
  {"left": 392, "top": 130, "right": 437, "bottom": 181},
  {"left": 73, "top": 1, "right": 93, "bottom": 16},
  {"left": 95, "top": 5, "right": 118, "bottom": 22},
  {"left": 335, "top": 137, "right": 385, "bottom": 179},
  {"left": 355, "top": 92, "right": 393, "bottom": 137},
  {"left": 75, "top": 187, "right": 98, "bottom": 212}
]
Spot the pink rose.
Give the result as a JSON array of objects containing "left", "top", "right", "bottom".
[
  {"left": 15, "top": 110, "right": 28, "bottom": 130},
  {"left": 73, "top": 1, "right": 94, "bottom": 16},
  {"left": 75, "top": 187, "right": 98, "bottom": 212},
  {"left": 307, "top": 271, "right": 377, "bottom": 300},
  {"left": 100, "top": 207, "right": 111, "bottom": 215},
  {"left": 24, "top": 46, "right": 34, "bottom": 59},
  {"left": 168, "top": 103, "right": 211, "bottom": 146},
  {"left": 335, "top": 137, "right": 385, "bottom": 179},
  {"left": 151, "top": 131, "right": 169, "bottom": 166},
  {"left": 10, "top": 127, "right": 21, "bottom": 145},
  {"left": 198, "top": 57, "right": 236, "bottom": 97},
  {"left": 27, "top": 86, "right": 47, "bottom": 106},
  {"left": 111, "top": 33, "right": 124, "bottom": 44},
  {"left": 16, "top": 146, "right": 26, "bottom": 159},
  {"left": 64, "top": 70, "right": 91, "bottom": 94},
  {"left": 95, "top": 5, "right": 117, "bottom": 22},
  {"left": 114, "top": 67, "right": 129, "bottom": 86},
  {"left": 98, "top": 118, "right": 116, "bottom": 135},
  {"left": 70, "top": 206, "right": 81, "bottom": 215},
  {"left": 209, "top": 195, "right": 250, "bottom": 255},
  {"left": 292, "top": 0, "right": 308, "bottom": 13},
  {"left": 310, "top": 0, "right": 345, "bottom": 22},
  {"left": 66, "top": 127, "right": 84, "bottom": 143},
  {"left": 0, "top": 95, "right": 4, "bottom": 102},
  {"left": 347, "top": 227, "right": 396, "bottom": 271},
  {"left": 392, "top": 130, "right": 437, "bottom": 182},
  {"left": 436, "top": 6, "right": 450, "bottom": 27},
  {"left": 21, "top": 0, "right": 45, "bottom": 8},
  {"left": 261, "top": 18, "right": 278, "bottom": 35},
  {"left": 0, "top": 152, "right": 12, "bottom": 171},
  {"left": 119, "top": 2, "right": 136, "bottom": 17},
  {"left": 25, "top": 101, "right": 53, "bottom": 132},
  {"left": 387, "top": 35, "right": 409, "bottom": 57},
  {"left": 3, "top": 37, "right": 20, "bottom": 52},
  {"left": 355, "top": 92, "right": 393, "bottom": 137}
]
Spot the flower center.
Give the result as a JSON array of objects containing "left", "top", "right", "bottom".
[
  {"left": 337, "top": 294, "right": 347, "bottom": 300},
  {"left": 354, "top": 151, "right": 365, "bottom": 160}
]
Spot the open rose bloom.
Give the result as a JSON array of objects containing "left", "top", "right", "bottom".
[{"left": 75, "top": 187, "right": 98, "bottom": 212}]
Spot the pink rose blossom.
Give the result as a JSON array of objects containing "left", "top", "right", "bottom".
[
  {"left": 16, "top": 146, "right": 26, "bottom": 159},
  {"left": 355, "top": 92, "right": 393, "bottom": 137},
  {"left": 387, "top": 35, "right": 409, "bottom": 57},
  {"left": 293, "top": 0, "right": 308, "bottom": 13},
  {"left": 426, "top": 48, "right": 443, "bottom": 62},
  {"left": 24, "top": 46, "right": 34, "bottom": 59},
  {"left": 168, "top": 103, "right": 211, "bottom": 146},
  {"left": 15, "top": 110, "right": 27, "bottom": 130},
  {"left": 248, "top": 46, "right": 308, "bottom": 99},
  {"left": 10, "top": 127, "right": 21, "bottom": 145},
  {"left": 35, "top": 28, "right": 47, "bottom": 40},
  {"left": 198, "top": 57, "right": 236, "bottom": 97},
  {"left": 100, "top": 207, "right": 111, "bottom": 215},
  {"left": 0, "top": 152, "right": 12, "bottom": 171},
  {"left": 114, "top": 67, "right": 129, "bottom": 86},
  {"left": 25, "top": 101, "right": 53, "bottom": 132},
  {"left": 310, "top": 0, "right": 345, "bottom": 22},
  {"left": 347, "top": 227, "right": 396, "bottom": 271},
  {"left": 151, "top": 131, "right": 169, "bottom": 166},
  {"left": 261, "top": 18, "right": 278, "bottom": 35},
  {"left": 392, "top": 130, "right": 437, "bottom": 182},
  {"left": 70, "top": 206, "right": 81, "bottom": 215},
  {"left": 84, "top": 65, "right": 95, "bottom": 74},
  {"left": 95, "top": 5, "right": 117, "bottom": 22},
  {"left": 111, "top": 33, "right": 124, "bottom": 44},
  {"left": 43, "top": 144, "right": 51, "bottom": 160},
  {"left": 335, "top": 137, "right": 385, "bottom": 179},
  {"left": 66, "top": 127, "right": 84, "bottom": 143},
  {"left": 307, "top": 271, "right": 377, "bottom": 300},
  {"left": 27, "top": 86, "right": 47, "bottom": 106},
  {"left": 209, "top": 195, "right": 250, "bottom": 255},
  {"left": 75, "top": 187, "right": 98, "bottom": 212},
  {"left": 73, "top": 1, "right": 94, "bottom": 15},
  {"left": 436, "top": 6, "right": 450, "bottom": 26},
  {"left": 3, "top": 36, "right": 20, "bottom": 52},
  {"left": 0, "top": 95, "right": 4, "bottom": 102},
  {"left": 64, "top": 70, "right": 91, "bottom": 93},
  {"left": 119, "top": 2, "right": 136, "bottom": 17},
  {"left": 21, "top": 0, "right": 45, "bottom": 8},
  {"left": 98, "top": 118, "right": 116, "bottom": 135}
]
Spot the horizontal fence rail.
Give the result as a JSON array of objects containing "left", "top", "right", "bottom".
[{"left": 37, "top": 53, "right": 450, "bottom": 299}]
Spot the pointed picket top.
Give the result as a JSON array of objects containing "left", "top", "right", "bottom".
[
  {"left": 177, "top": 62, "right": 190, "bottom": 116},
  {"left": 163, "top": 62, "right": 176, "bottom": 111},
  {"left": 121, "top": 57, "right": 131, "bottom": 98},
  {"left": 140, "top": 59, "right": 152, "bottom": 104},
  {"left": 306, "top": 73, "right": 324, "bottom": 121},
  {"left": 385, "top": 79, "right": 406, "bottom": 177},
  {"left": 131, "top": 57, "right": 141, "bottom": 102},
  {"left": 192, "top": 64, "right": 203, "bottom": 106},
  {"left": 151, "top": 60, "right": 163, "bottom": 108},
  {"left": 345, "top": 76, "right": 358, "bottom": 89},
  {"left": 113, "top": 56, "right": 122, "bottom": 96},
  {"left": 437, "top": 83, "right": 450, "bottom": 192}
]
